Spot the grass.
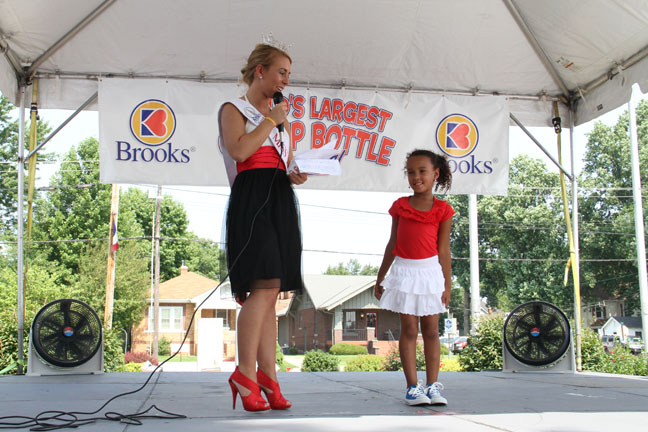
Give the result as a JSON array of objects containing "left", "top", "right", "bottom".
[{"left": 158, "top": 355, "right": 197, "bottom": 362}]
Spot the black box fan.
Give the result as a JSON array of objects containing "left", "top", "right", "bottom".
[
  {"left": 502, "top": 301, "right": 575, "bottom": 373},
  {"left": 27, "top": 299, "right": 104, "bottom": 376}
]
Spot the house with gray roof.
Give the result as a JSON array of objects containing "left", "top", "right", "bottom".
[{"left": 282, "top": 274, "right": 400, "bottom": 354}]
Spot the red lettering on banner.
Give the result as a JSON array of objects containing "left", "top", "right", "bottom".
[
  {"left": 290, "top": 121, "right": 305, "bottom": 150},
  {"left": 331, "top": 99, "right": 344, "bottom": 123},
  {"left": 340, "top": 126, "right": 357, "bottom": 155},
  {"left": 355, "top": 129, "right": 372, "bottom": 158},
  {"left": 320, "top": 98, "right": 332, "bottom": 119},
  {"left": 343, "top": 101, "right": 357, "bottom": 124},
  {"left": 310, "top": 97, "right": 322, "bottom": 120},
  {"left": 377, "top": 137, "right": 395, "bottom": 165},
  {"left": 365, "top": 106, "right": 379, "bottom": 129},
  {"left": 290, "top": 94, "right": 306, "bottom": 119},
  {"left": 356, "top": 104, "right": 368, "bottom": 127},
  {"left": 311, "top": 122, "right": 326, "bottom": 148},
  {"left": 377, "top": 110, "right": 393, "bottom": 132},
  {"left": 325, "top": 124, "right": 343, "bottom": 148}
]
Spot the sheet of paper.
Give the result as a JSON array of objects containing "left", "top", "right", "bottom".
[{"left": 288, "top": 140, "right": 343, "bottom": 175}]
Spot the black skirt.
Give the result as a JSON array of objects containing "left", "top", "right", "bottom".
[{"left": 226, "top": 168, "right": 304, "bottom": 294}]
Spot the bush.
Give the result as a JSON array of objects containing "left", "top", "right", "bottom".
[
  {"left": 607, "top": 346, "right": 648, "bottom": 376},
  {"left": 287, "top": 346, "right": 299, "bottom": 355},
  {"left": 344, "top": 355, "right": 384, "bottom": 371},
  {"left": 0, "top": 308, "right": 33, "bottom": 375},
  {"left": 440, "top": 357, "right": 462, "bottom": 372},
  {"left": 458, "top": 314, "right": 505, "bottom": 371},
  {"left": 383, "top": 344, "right": 426, "bottom": 371},
  {"left": 103, "top": 328, "right": 126, "bottom": 372},
  {"left": 276, "top": 342, "right": 285, "bottom": 370},
  {"left": 158, "top": 337, "right": 171, "bottom": 356},
  {"left": 301, "top": 350, "right": 340, "bottom": 372},
  {"left": 114, "top": 362, "right": 143, "bottom": 372},
  {"left": 580, "top": 327, "right": 610, "bottom": 372},
  {"left": 124, "top": 351, "right": 158, "bottom": 365},
  {"left": 329, "top": 342, "right": 368, "bottom": 355}
]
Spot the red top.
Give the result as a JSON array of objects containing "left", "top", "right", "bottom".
[
  {"left": 389, "top": 196, "right": 454, "bottom": 259},
  {"left": 236, "top": 146, "right": 286, "bottom": 173}
]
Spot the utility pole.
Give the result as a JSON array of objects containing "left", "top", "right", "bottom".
[
  {"left": 104, "top": 184, "right": 120, "bottom": 329},
  {"left": 152, "top": 185, "right": 162, "bottom": 359}
]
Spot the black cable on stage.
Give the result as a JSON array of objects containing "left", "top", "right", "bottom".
[{"left": 0, "top": 126, "right": 288, "bottom": 431}]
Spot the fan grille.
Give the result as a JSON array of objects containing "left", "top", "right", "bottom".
[
  {"left": 31, "top": 299, "right": 102, "bottom": 368},
  {"left": 503, "top": 301, "right": 570, "bottom": 367}
]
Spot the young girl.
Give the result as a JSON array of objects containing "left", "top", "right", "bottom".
[{"left": 375, "top": 149, "right": 453, "bottom": 406}]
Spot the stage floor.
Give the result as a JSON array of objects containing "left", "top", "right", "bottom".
[{"left": 1, "top": 370, "right": 647, "bottom": 431}]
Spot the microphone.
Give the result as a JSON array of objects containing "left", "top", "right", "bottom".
[{"left": 272, "top": 91, "right": 284, "bottom": 132}]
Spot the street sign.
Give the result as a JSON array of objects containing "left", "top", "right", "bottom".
[{"left": 444, "top": 318, "right": 453, "bottom": 330}]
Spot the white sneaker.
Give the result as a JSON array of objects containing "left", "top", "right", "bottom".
[
  {"left": 426, "top": 382, "right": 448, "bottom": 405},
  {"left": 405, "top": 381, "right": 431, "bottom": 405}
]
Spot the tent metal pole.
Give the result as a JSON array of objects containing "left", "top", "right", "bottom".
[
  {"left": 16, "top": 85, "right": 26, "bottom": 374},
  {"left": 501, "top": 0, "right": 569, "bottom": 99},
  {"left": 628, "top": 84, "right": 648, "bottom": 352},
  {"left": 25, "top": 0, "right": 117, "bottom": 78},
  {"left": 510, "top": 113, "right": 572, "bottom": 180},
  {"left": 25, "top": 91, "right": 98, "bottom": 160},
  {"left": 0, "top": 30, "right": 25, "bottom": 81},
  {"left": 569, "top": 108, "right": 583, "bottom": 371},
  {"left": 469, "top": 194, "right": 481, "bottom": 330}
]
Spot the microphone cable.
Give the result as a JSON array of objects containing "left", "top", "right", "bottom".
[{"left": 0, "top": 116, "right": 289, "bottom": 431}]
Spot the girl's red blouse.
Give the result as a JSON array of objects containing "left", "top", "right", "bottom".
[{"left": 389, "top": 196, "right": 454, "bottom": 259}]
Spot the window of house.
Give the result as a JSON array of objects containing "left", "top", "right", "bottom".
[
  {"left": 593, "top": 306, "right": 606, "bottom": 319},
  {"left": 345, "top": 311, "right": 356, "bottom": 329},
  {"left": 148, "top": 306, "right": 183, "bottom": 331},
  {"left": 216, "top": 309, "right": 230, "bottom": 328},
  {"left": 366, "top": 312, "right": 377, "bottom": 328}
]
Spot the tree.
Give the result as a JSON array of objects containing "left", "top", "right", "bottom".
[
  {"left": 324, "top": 258, "right": 378, "bottom": 275},
  {"left": 578, "top": 100, "right": 648, "bottom": 314},
  {"left": 31, "top": 138, "right": 143, "bottom": 284},
  {"left": 0, "top": 95, "right": 53, "bottom": 238}
]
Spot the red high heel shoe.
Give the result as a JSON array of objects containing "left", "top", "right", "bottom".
[
  {"left": 257, "top": 368, "right": 292, "bottom": 410},
  {"left": 228, "top": 367, "right": 270, "bottom": 412}
]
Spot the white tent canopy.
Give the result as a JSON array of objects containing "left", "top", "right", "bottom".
[{"left": 1, "top": 0, "right": 647, "bottom": 125}]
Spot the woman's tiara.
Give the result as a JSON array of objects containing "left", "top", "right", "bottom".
[{"left": 262, "top": 33, "right": 292, "bottom": 53}]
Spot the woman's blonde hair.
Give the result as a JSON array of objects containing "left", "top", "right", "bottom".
[{"left": 240, "top": 44, "right": 292, "bottom": 86}]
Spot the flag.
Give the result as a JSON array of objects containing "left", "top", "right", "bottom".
[{"left": 111, "top": 219, "right": 119, "bottom": 252}]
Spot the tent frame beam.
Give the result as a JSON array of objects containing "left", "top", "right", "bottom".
[
  {"left": 502, "top": 0, "right": 570, "bottom": 100},
  {"left": 25, "top": 0, "right": 116, "bottom": 79}
]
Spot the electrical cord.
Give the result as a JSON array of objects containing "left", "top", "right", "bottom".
[{"left": 0, "top": 136, "right": 287, "bottom": 431}]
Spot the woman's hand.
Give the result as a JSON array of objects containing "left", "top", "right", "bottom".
[
  {"left": 268, "top": 100, "right": 288, "bottom": 128},
  {"left": 288, "top": 168, "right": 308, "bottom": 185}
]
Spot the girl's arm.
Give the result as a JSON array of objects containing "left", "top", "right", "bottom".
[
  {"left": 437, "top": 217, "right": 453, "bottom": 307},
  {"left": 375, "top": 217, "right": 398, "bottom": 300},
  {"left": 220, "top": 101, "right": 287, "bottom": 162}
]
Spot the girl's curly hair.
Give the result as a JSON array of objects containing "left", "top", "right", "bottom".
[{"left": 405, "top": 149, "right": 452, "bottom": 193}]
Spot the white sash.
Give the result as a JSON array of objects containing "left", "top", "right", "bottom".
[{"left": 218, "top": 97, "right": 289, "bottom": 187}]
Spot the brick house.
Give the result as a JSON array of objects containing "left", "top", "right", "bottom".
[
  {"left": 284, "top": 274, "right": 400, "bottom": 355},
  {"left": 131, "top": 265, "right": 239, "bottom": 362}
]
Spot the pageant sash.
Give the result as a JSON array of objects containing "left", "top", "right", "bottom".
[{"left": 218, "top": 97, "right": 289, "bottom": 186}]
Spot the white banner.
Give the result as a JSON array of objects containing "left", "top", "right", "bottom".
[
  {"left": 99, "top": 79, "right": 508, "bottom": 194},
  {"left": 99, "top": 79, "right": 236, "bottom": 185}
]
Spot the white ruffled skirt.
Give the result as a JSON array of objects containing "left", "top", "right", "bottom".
[{"left": 379, "top": 256, "right": 446, "bottom": 317}]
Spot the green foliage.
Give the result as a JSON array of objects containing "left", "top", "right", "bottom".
[
  {"left": 382, "top": 344, "right": 426, "bottom": 371},
  {"left": 287, "top": 346, "right": 299, "bottom": 355},
  {"left": 0, "top": 308, "right": 32, "bottom": 374},
  {"left": 344, "top": 354, "right": 384, "bottom": 371},
  {"left": 158, "top": 336, "right": 171, "bottom": 356},
  {"left": 103, "top": 328, "right": 126, "bottom": 372},
  {"left": 440, "top": 357, "right": 462, "bottom": 372},
  {"left": 301, "top": 350, "right": 340, "bottom": 372},
  {"left": 276, "top": 342, "right": 285, "bottom": 370},
  {"left": 458, "top": 314, "right": 504, "bottom": 371},
  {"left": 580, "top": 327, "right": 610, "bottom": 372},
  {"left": 607, "top": 347, "right": 648, "bottom": 376},
  {"left": 115, "top": 362, "right": 143, "bottom": 372},
  {"left": 324, "top": 258, "right": 378, "bottom": 275},
  {"left": 329, "top": 342, "right": 368, "bottom": 355}
]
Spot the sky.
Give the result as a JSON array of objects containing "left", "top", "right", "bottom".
[{"left": 10, "top": 90, "right": 648, "bottom": 275}]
